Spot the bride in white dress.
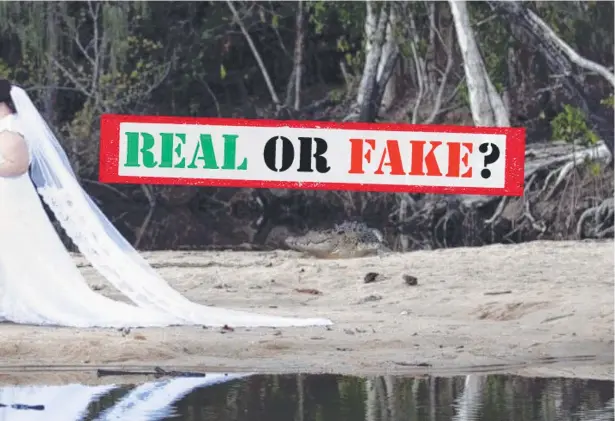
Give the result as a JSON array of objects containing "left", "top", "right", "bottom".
[{"left": 0, "top": 80, "right": 331, "bottom": 328}]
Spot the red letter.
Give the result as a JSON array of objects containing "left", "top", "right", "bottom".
[
  {"left": 348, "top": 138, "right": 376, "bottom": 174},
  {"left": 446, "top": 142, "right": 473, "bottom": 178},
  {"left": 408, "top": 140, "right": 443, "bottom": 176},
  {"left": 375, "top": 140, "right": 405, "bottom": 175}
]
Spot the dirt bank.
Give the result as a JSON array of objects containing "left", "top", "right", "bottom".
[{"left": 1, "top": 240, "right": 613, "bottom": 382}]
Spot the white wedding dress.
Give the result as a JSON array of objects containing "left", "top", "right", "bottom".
[{"left": 0, "top": 113, "right": 331, "bottom": 328}]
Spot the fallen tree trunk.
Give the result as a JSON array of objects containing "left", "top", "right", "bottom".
[
  {"left": 393, "top": 140, "right": 614, "bottom": 249},
  {"left": 487, "top": 1, "right": 615, "bottom": 160},
  {"left": 461, "top": 141, "right": 612, "bottom": 209},
  {"left": 236, "top": 139, "right": 614, "bottom": 252},
  {"left": 489, "top": 1, "right": 614, "bottom": 88}
]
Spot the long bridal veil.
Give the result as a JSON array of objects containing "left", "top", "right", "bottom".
[{"left": 8, "top": 86, "right": 331, "bottom": 328}]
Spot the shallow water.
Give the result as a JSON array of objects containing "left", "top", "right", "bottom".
[{"left": 0, "top": 373, "right": 612, "bottom": 421}]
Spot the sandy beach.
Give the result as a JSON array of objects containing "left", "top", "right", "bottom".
[{"left": 1, "top": 240, "right": 613, "bottom": 383}]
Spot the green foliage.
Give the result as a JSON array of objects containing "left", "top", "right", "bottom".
[
  {"left": 551, "top": 105, "right": 599, "bottom": 146},
  {"left": 0, "top": 59, "right": 11, "bottom": 80},
  {"left": 309, "top": 0, "right": 327, "bottom": 34},
  {"left": 468, "top": 2, "right": 614, "bottom": 115},
  {"left": 468, "top": 2, "right": 512, "bottom": 91},
  {"left": 96, "top": 33, "right": 166, "bottom": 113},
  {"left": 532, "top": 1, "right": 614, "bottom": 63},
  {"left": 601, "top": 94, "right": 614, "bottom": 109},
  {"left": 0, "top": 0, "right": 611, "bottom": 178},
  {"left": 329, "top": 2, "right": 365, "bottom": 36},
  {"left": 271, "top": 13, "right": 279, "bottom": 29},
  {"left": 328, "top": 87, "right": 346, "bottom": 102},
  {"left": 588, "top": 161, "right": 602, "bottom": 177},
  {"left": 310, "top": 1, "right": 364, "bottom": 74},
  {"left": 459, "top": 84, "right": 469, "bottom": 106}
]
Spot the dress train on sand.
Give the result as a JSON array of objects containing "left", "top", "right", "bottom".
[{"left": 0, "top": 113, "right": 331, "bottom": 328}]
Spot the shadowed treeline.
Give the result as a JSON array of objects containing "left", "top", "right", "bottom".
[{"left": 0, "top": 1, "right": 612, "bottom": 251}]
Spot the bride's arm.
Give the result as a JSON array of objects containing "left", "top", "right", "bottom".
[{"left": 0, "top": 130, "right": 30, "bottom": 177}]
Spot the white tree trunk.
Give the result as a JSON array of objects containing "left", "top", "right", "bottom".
[
  {"left": 449, "top": 0, "right": 510, "bottom": 127},
  {"left": 356, "top": 1, "right": 389, "bottom": 110},
  {"left": 377, "top": 5, "right": 399, "bottom": 111},
  {"left": 293, "top": 0, "right": 305, "bottom": 111}
]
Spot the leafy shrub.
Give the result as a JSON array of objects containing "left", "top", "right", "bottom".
[{"left": 551, "top": 104, "right": 599, "bottom": 147}]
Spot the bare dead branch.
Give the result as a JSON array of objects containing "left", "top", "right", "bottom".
[
  {"left": 523, "top": 198, "right": 546, "bottom": 234},
  {"left": 200, "top": 78, "right": 222, "bottom": 117},
  {"left": 339, "top": 60, "right": 352, "bottom": 89},
  {"left": 226, "top": 0, "right": 281, "bottom": 106},
  {"left": 407, "top": 10, "right": 427, "bottom": 124},
  {"left": 410, "top": 42, "right": 424, "bottom": 124},
  {"left": 61, "top": 14, "right": 96, "bottom": 68},
  {"left": 81, "top": 178, "right": 130, "bottom": 201},
  {"left": 48, "top": 55, "right": 94, "bottom": 99},
  {"left": 485, "top": 196, "right": 508, "bottom": 225},
  {"left": 134, "top": 185, "right": 157, "bottom": 249},
  {"left": 424, "top": 28, "right": 454, "bottom": 124},
  {"left": 293, "top": 0, "right": 305, "bottom": 111},
  {"left": 525, "top": 7, "right": 615, "bottom": 87},
  {"left": 88, "top": 1, "right": 100, "bottom": 98}
]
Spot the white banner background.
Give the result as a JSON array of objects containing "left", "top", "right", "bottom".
[{"left": 117, "top": 122, "right": 508, "bottom": 189}]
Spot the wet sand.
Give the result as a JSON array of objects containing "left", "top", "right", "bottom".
[{"left": 1, "top": 240, "right": 613, "bottom": 383}]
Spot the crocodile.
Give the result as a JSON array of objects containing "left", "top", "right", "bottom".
[{"left": 284, "top": 221, "right": 391, "bottom": 259}]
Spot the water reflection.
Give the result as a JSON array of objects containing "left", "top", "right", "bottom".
[
  {"left": 0, "top": 373, "right": 247, "bottom": 421},
  {"left": 0, "top": 373, "right": 611, "bottom": 421}
]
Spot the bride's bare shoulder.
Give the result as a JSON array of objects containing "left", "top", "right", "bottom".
[
  {"left": 0, "top": 129, "right": 26, "bottom": 149},
  {"left": 0, "top": 119, "right": 29, "bottom": 175},
  {"left": 0, "top": 114, "right": 27, "bottom": 151}
]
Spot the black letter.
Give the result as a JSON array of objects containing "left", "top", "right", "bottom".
[
  {"left": 297, "top": 137, "right": 330, "bottom": 173},
  {"left": 263, "top": 136, "right": 294, "bottom": 172}
]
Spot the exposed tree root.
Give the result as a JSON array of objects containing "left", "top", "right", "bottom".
[
  {"left": 85, "top": 140, "right": 613, "bottom": 252},
  {"left": 391, "top": 141, "right": 613, "bottom": 250},
  {"left": 577, "top": 197, "right": 614, "bottom": 239},
  {"left": 248, "top": 138, "right": 612, "bottom": 251}
]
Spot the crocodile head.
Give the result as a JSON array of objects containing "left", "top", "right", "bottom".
[{"left": 285, "top": 221, "right": 389, "bottom": 258}]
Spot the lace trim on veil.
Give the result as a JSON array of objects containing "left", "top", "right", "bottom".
[
  {"left": 35, "top": 186, "right": 331, "bottom": 327},
  {"left": 10, "top": 85, "right": 331, "bottom": 328},
  {"left": 36, "top": 186, "right": 192, "bottom": 319}
]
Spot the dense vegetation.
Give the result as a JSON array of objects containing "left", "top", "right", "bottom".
[{"left": 0, "top": 1, "right": 612, "bottom": 250}]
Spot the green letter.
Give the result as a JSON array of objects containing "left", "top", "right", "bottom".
[
  {"left": 221, "top": 134, "right": 248, "bottom": 170},
  {"left": 159, "top": 133, "right": 174, "bottom": 168},
  {"left": 188, "top": 134, "right": 219, "bottom": 169},
  {"left": 124, "top": 132, "right": 157, "bottom": 168},
  {"left": 159, "top": 133, "right": 187, "bottom": 168},
  {"left": 124, "top": 132, "right": 141, "bottom": 167},
  {"left": 174, "top": 133, "right": 186, "bottom": 168}
]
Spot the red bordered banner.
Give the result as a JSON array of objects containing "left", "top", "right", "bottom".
[{"left": 99, "top": 114, "right": 526, "bottom": 196}]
